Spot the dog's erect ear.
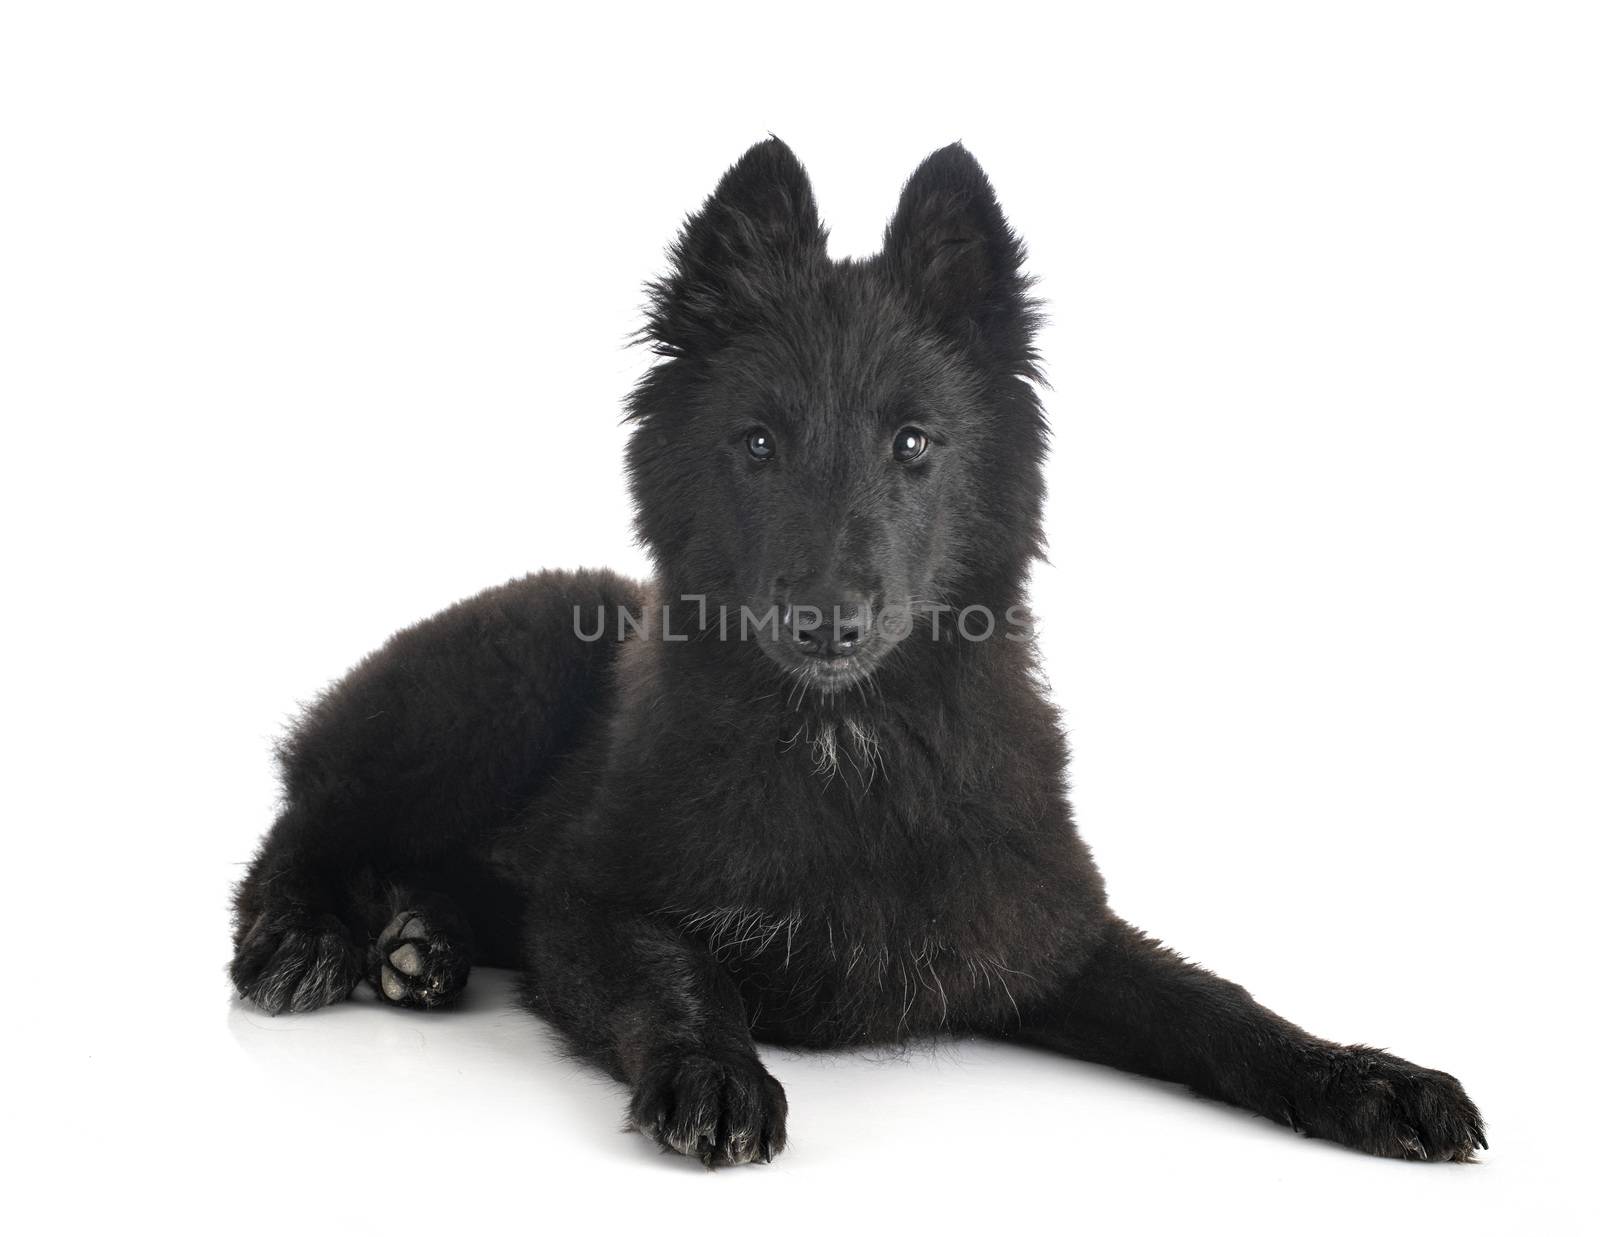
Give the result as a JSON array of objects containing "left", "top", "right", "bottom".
[
  {"left": 884, "top": 144, "right": 1038, "bottom": 375},
  {"left": 645, "top": 138, "right": 826, "bottom": 354}
]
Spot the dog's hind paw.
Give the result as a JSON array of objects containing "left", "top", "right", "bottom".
[
  {"left": 231, "top": 909, "right": 361, "bottom": 1014},
  {"left": 628, "top": 1051, "right": 788, "bottom": 1167},
  {"left": 369, "top": 904, "right": 471, "bottom": 1009},
  {"left": 1291, "top": 1046, "right": 1487, "bottom": 1162}
]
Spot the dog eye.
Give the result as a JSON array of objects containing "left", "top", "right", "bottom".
[
  {"left": 746, "top": 428, "right": 775, "bottom": 462},
  {"left": 892, "top": 426, "right": 930, "bottom": 463}
]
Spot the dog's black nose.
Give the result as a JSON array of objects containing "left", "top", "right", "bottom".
[{"left": 778, "top": 589, "right": 872, "bottom": 659}]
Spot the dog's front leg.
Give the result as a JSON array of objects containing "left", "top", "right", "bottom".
[
  {"left": 1012, "top": 916, "right": 1485, "bottom": 1161},
  {"left": 521, "top": 898, "right": 785, "bottom": 1166}
]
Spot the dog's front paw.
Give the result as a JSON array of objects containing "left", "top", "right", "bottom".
[
  {"left": 1292, "top": 1046, "right": 1486, "bottom": 1162},
  {"left": 628, "top": 1051, "right": 788, "bottom": 1167},
  {"left": 231, "top": 908, "right": 361, "bottom": 1014}
]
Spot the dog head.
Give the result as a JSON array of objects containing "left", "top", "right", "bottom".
[{"left": 627, "top": 139, "right": 1046, "bottom": 689}]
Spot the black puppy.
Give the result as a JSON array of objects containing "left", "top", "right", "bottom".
[{"left": 231, "top": 139, "right": 1484, "bottom": 1166}]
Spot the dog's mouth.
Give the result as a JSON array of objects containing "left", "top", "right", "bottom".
[{"left": 762, "top": 643, "right": 882, "bottom": 693}]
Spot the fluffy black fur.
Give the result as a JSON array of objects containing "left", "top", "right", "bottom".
[{"left": 232, "top": 139, "right": 1484, "bottom": 1166}]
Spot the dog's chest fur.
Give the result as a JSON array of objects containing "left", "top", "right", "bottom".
[{"left": 638, "top": 707, "right": 1106, "bottom": 1046}]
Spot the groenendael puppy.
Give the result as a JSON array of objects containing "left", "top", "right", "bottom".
[{"left": 231, "top": 139, "right": 1484, "bottom": 1166}]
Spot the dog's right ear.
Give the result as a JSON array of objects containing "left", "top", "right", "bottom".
[{"left": 644, "top": 138, "right": 826, "bottom": 355}]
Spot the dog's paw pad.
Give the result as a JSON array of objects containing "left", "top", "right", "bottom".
[
  {"left": 378, "top": 967, "right": 407, "bottom": 1002},
  {"left": 369, "top": 908, "right": 470, "bottom": 1009}
]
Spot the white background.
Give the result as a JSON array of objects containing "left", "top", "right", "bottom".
[{"left": 4, "top": 2, "right": 1596, "bottom": 1233}]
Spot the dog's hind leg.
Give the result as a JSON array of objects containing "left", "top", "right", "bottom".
[
  {"left": 229, "top": 569, "right": 639, "bottom": 1014},
  {"left": 230, "top": 822, "right": 480, "bottom": 1013},
  {"left": 231, "top": 790, "right": 513, "bottom": 1014},
  {"left": 229, "top": 799, "right": 371, "bottom": 1014}
]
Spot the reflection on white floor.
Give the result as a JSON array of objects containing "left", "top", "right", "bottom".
[{"left": 28, "top": 959, "right": 1516, "bottom": 1235}]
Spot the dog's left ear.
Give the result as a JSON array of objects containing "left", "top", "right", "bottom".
[{"left": 884, "top": 144, "right": 1038, "bottom": 375}]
